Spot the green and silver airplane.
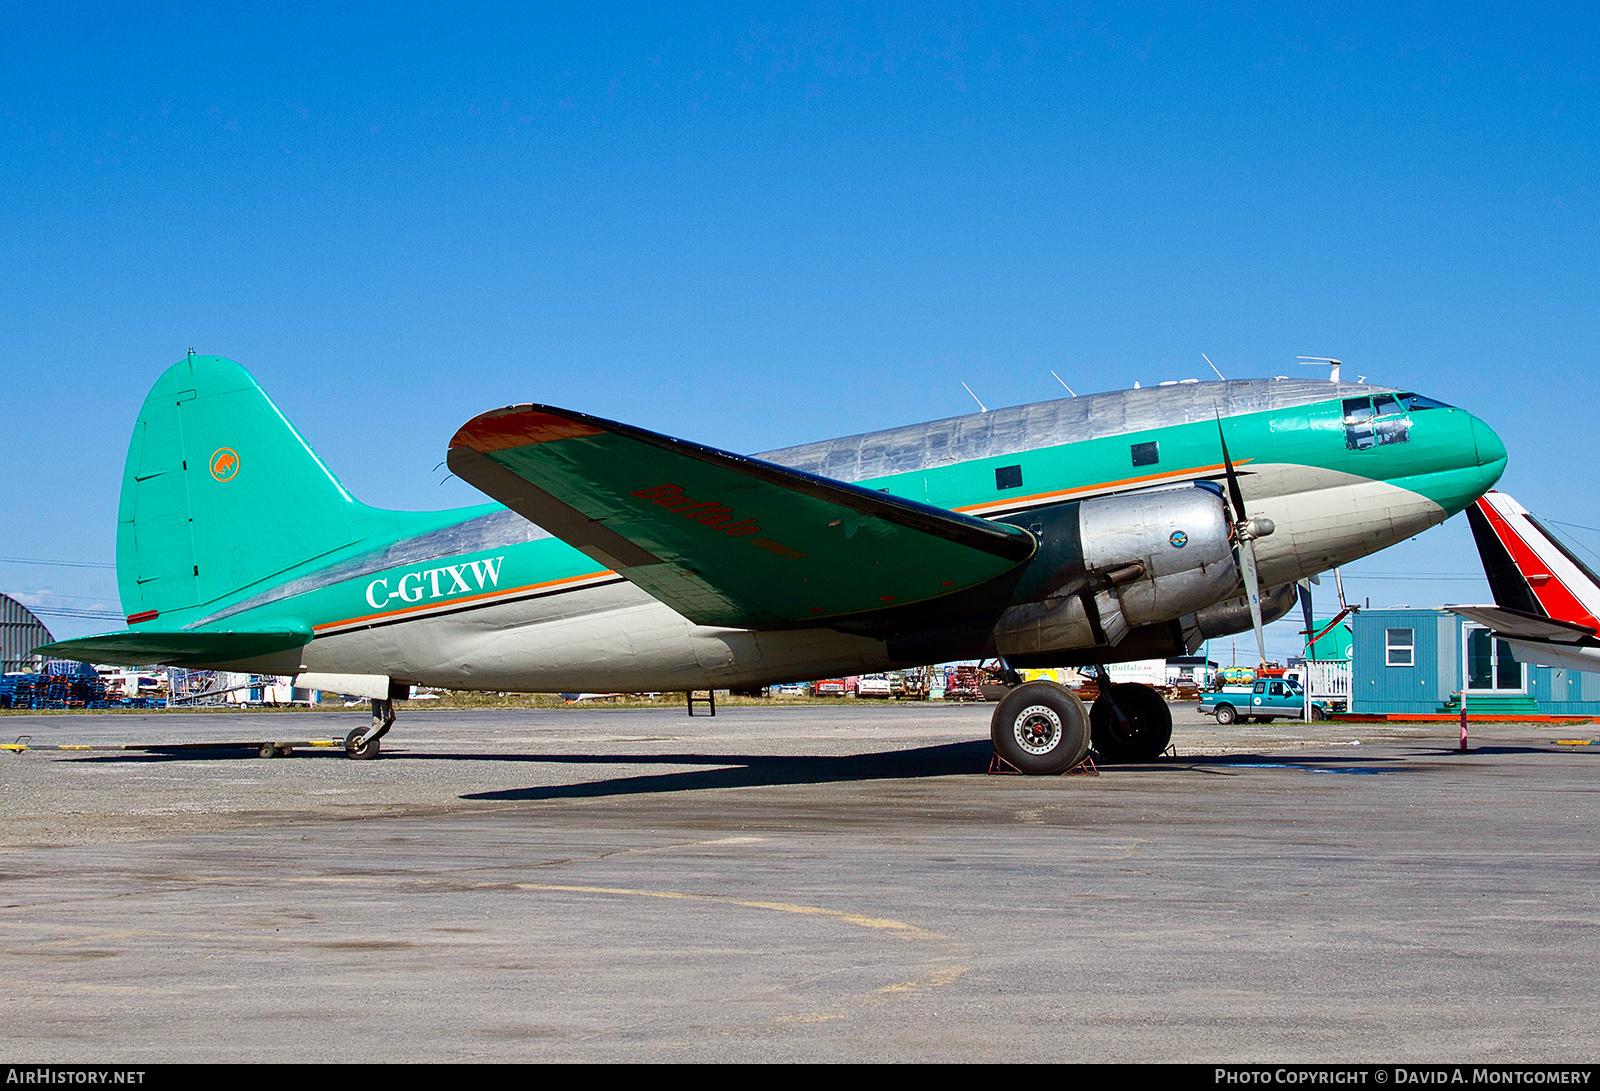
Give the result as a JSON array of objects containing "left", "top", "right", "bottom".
[{"left": 41, "top": 354, "right": 1507, "bottom": 773}]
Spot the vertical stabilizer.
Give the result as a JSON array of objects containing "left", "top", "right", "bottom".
[
  {"left": 1467, "top": 492, "right": 1600, "bottom": 631},
  {"left": 117, "top": 354, "right": 365, "bottom": 622}
]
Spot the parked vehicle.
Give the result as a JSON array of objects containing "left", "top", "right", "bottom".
[
  {"left": 811, "top": 678, "right": 848, "bottom": 697},
  {"left": 856, "top": 673, "right": 893, "bottom": 698},
  {"left": 1201, "top": 678, "right": 1331, "bottom": 723}
]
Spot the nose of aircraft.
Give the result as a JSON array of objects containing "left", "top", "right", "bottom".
[
  {"left": 1465, "top": 409, "right": 1504, "bottom": 470},
  {"left": 1471, "top": 413, "right": 1508, "bottom": 479}
]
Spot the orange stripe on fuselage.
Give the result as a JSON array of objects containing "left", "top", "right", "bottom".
[
  {"left": 313, "top": 569, "right": 616, "bottom": 633},
  {"left": 952, "top": 460, "right": 1242, "bottom": 513}
]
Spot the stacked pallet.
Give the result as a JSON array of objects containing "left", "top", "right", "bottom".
[{"left": 0, "top": 672, "right": 115, "bottom": 709}]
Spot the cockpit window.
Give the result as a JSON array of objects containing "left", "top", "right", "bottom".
[
  {"left": 1343, "top": 395, "right": 1411, "bottom": 450},
  {"left": 1343, "top": 397, "right": 1376, "bottom": 424},
  {"left": 1396, "top": 392, "right": 1453, "bottom": 411}
]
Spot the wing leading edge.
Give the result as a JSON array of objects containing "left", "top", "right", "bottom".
[{"left": 447, "top": 404, "right": 1037, "bottom": 629}]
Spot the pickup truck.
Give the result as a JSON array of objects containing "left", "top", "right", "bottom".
[{"left": 1201, "top": 679, "right": 1330, "bottom": 723}]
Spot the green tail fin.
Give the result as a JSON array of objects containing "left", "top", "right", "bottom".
[{"left": 117, "top": 354, "right": 366, "bottom": 620}]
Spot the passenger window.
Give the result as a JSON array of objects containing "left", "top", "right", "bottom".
[
  {"left": 995, "top": 465, "right": 1023, "bottom": 490},
  {"left": 1130, "top": 441, "right": 1159, "bottom": 468},
  {"left": 1270, "top": 682, "right": 1285, "bottom": 697},
  {"left": 1253, "top": 681, "right": 1266, "bottom": 694}
]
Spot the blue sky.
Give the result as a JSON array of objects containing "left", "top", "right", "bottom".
[{"left": 2, "top": 3, "right": 1596, "bottom": 659}]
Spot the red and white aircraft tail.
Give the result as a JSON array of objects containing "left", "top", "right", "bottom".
[{"left": 1450, "top": 491, "right": 1600, "bottom": 673}]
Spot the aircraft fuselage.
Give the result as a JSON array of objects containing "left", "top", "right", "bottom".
[{"left": 143, "top": 377, "right": 1504, "bottom": 692}]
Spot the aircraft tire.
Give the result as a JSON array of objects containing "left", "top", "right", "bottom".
[
  {"left": 345, "top": 728, "right": 381, "bottom": 760},
  {"left": 990, "top": 682, "right": 1090, "bottom": 774},
  {"left": 1090, "top": 683, "right": 1173, "bottom": 762}
]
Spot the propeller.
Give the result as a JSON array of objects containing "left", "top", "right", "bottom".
[{"left": 1216, "top": 417, "right": 1275, "bottom": 666}]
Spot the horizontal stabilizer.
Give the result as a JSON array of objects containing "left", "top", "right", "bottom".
[
  {"left": 448, "top": 404, "right": 1036, "bottom": 628},
  {"left": 1446, "top": 605, "right": 1598, "bottom": 646},
  {"left": 36, "top": 628, "right": 312, "bottom": 667}
]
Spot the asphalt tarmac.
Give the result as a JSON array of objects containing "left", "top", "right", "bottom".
[{"left": 0, "top": 702, "right": 1596, "bottom": 1063}]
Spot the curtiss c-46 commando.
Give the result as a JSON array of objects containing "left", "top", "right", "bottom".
[{"left": 41, "top": 355, "right": 1507, "bottom": 773}]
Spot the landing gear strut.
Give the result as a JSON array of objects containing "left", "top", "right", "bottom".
[
  {"left": 346, "top": 698, "right": 395, "bottom": 760},
  {"left": 1089, "top": 680, "right": 1173, "bottom": 762}
]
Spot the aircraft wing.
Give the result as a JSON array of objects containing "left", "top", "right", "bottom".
[
  {"left": 35, "top": 628, "right": 313, "bottom": 667},
  {"left": 447, "top": 405, "right": 1037, "bottom": 628},
  {"left": 1446, "top": 605, "right": 1598, "bottom": 645}
]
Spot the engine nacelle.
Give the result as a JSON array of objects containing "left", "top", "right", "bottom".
[
  {"left": 993, "top": 485, "right": 1241, "bottom": 657},
  {"left": 1182, "top": 582, "right": 1299, "bottom": 644}
]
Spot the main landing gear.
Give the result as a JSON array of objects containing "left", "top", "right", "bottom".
[
  {"left": 988, "top": 677, "right": 1175, "bottom": 772},
  {"left": 989, "top": 681, "right": 1092, "bottom": 774},
  {"left": 1088, "top": 681, "right": 1173, "bottom": 762},
  {"left": 345, "top": 698, "right": 395, "bottom": 760}
]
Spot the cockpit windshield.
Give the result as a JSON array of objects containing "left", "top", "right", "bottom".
[{"left": 1395, "top": 392, "right": 1454, "bottom": 411}]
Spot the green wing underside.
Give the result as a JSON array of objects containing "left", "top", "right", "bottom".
[
  {"left": 36, "top": 629, "right": 311, "bottom": 668},
  {"left": 448, "top": 405, "right": 1036, "bottom": 628}
]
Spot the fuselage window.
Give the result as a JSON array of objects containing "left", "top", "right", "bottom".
[
  {"left": 995, "top": 465, "right": 1023, "bottom": 490},
  {"left": 1130, "top": 441, "right": 1159, "bottom": 468}
]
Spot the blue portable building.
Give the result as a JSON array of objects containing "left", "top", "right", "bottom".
[{"left": 1351, "top": 607, "right": 1600, "bottom": 715}]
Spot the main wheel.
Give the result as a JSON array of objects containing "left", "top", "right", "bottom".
[
  {"left": 989, "top": 681, "right": 1091, "bottom": 774},
  {"left": 1090, "top": 683, "right": 1173, "bottom": 762},
  {"left": 345, "top": 727, "right": 381, "bottom": 760}
]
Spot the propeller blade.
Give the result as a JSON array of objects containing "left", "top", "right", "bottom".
[
  {"left": 1239, "top": 537, "right": 1267, "bottom": 666},
  {"left": 1216, "top": 417, "right": 1249, "bottom": 524}
]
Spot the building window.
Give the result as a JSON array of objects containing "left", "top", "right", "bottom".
[
  {"left": 1130, "top": 441, "right": 1159, "bottom": 468},
  {"left": 995, "top": 465, "right": 1023, "bottom": 490},
  {"left": 1386, "top": 628, "right": 1414, "bottom": 667}
]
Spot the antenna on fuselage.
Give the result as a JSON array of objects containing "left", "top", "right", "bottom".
[
  {"left": 1049, "top": 371, "right": 1077, "bottom": 396},
  {"left": 1297, "top": 356, "right": 1343, "bottom": 382},
  {"left": 961, "top": 382, "right": 989, "bottom": 412},
  {"left": 1202, "top": 353, "right": 1226, "bottom": 381}
]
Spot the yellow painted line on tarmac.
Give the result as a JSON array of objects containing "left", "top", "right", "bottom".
[{"left": 508, "top": 881, "right": 946, "bottom": 941}]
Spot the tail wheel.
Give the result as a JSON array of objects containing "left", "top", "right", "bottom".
[
  {"left": 1090, "top": 683, "right": 1173, "bottom": 762},
  {"left": 990, "top": 681, "right": 1091, "bottom": 774},
  {"left": 345, "top": 727, "right": 381, "bottom": 760}
]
